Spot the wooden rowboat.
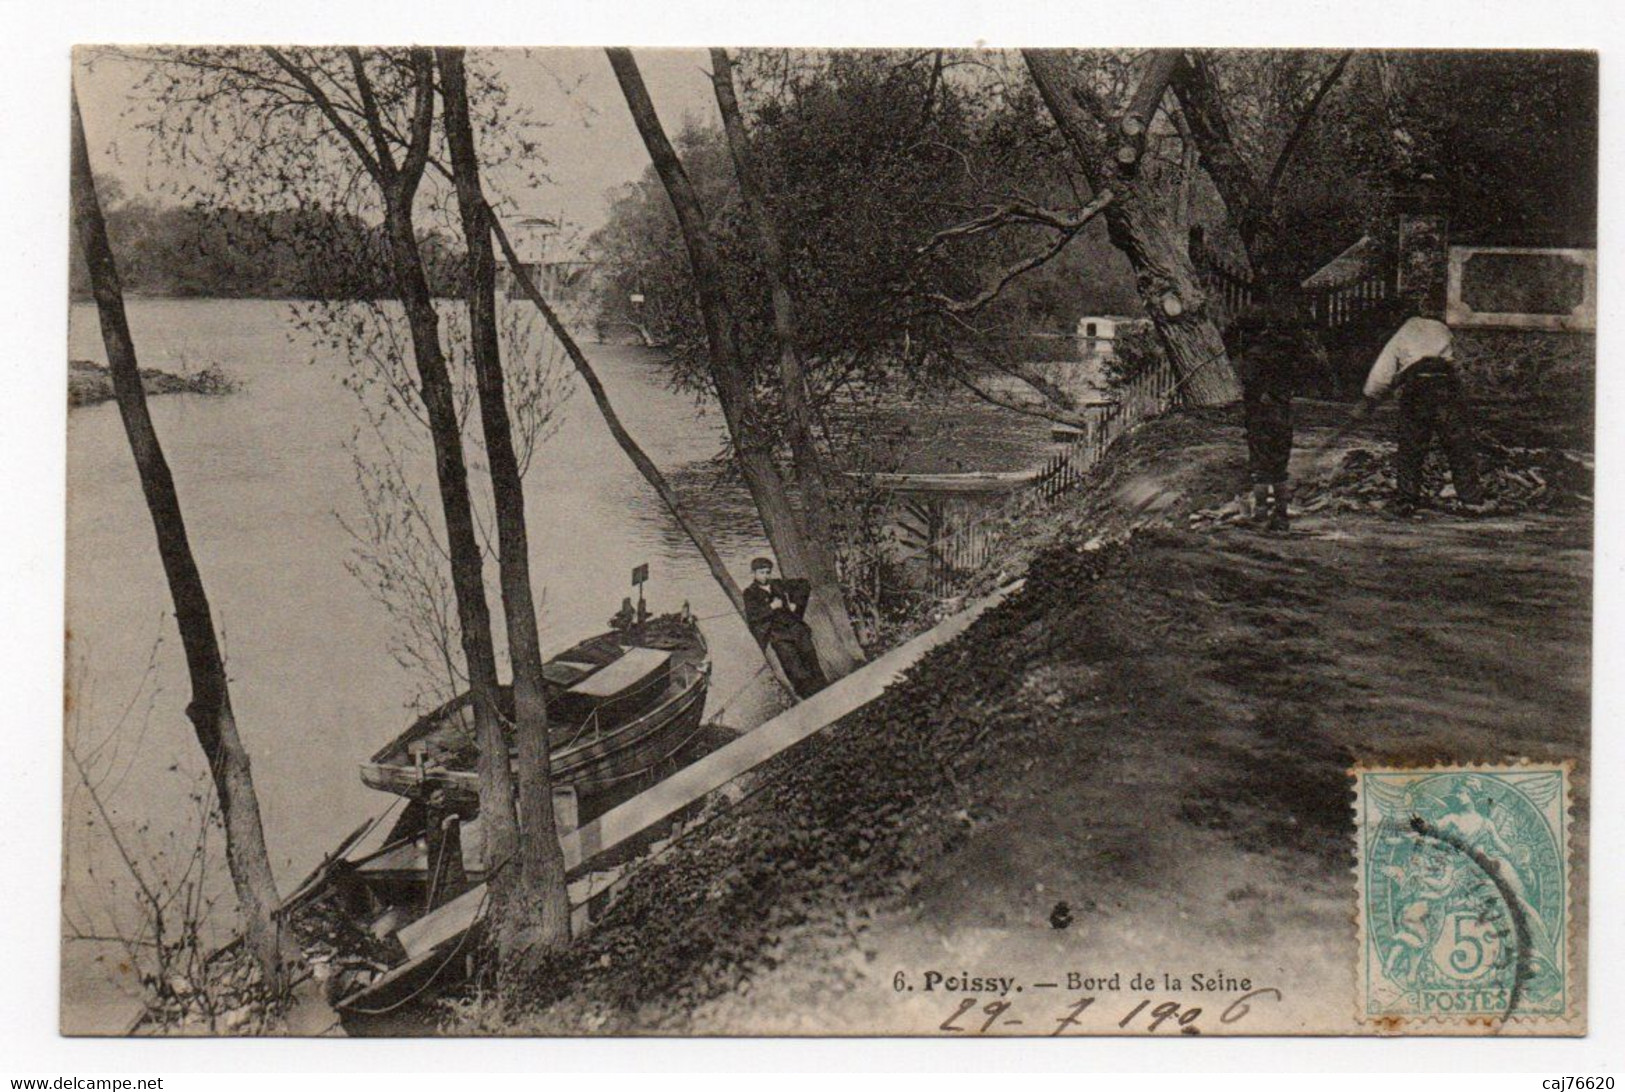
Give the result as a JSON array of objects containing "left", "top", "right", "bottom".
[
  {"left": 277, "top": 603, "right": 710, "bottom": 1025},
  {"left": 297, "top": 581, "right": 1024, "bottom": 1025},
  {"left": 359, "top": 611, "right": 710, "bottom": 804},
  {"left": 284, "top": 583, "right": 1023, "bottom": 1027}
]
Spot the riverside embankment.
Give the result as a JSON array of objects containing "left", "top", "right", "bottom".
[
  {"left": 452, "top": 392, "right": 1589, "bottom": 1036},
  {"left": 62, "top": 298, "right": 1057, "bottom": 1033}
]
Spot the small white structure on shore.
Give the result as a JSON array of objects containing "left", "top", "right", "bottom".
[
  {"left": 1076, "top": 315, "right": 1149, "bottom": 362},
  {"left": 1028, "top": 315, "right": 1149, "bottom": 405}
]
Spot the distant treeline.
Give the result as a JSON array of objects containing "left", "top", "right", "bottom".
[{"left": 69, "top": 183, "right": 465, "bottom": 300}]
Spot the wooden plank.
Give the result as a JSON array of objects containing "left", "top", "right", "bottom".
[
  {"left": 857, "top": 469, "right": 1039, "bottom": 494},
  {"left": 392, "top": 580, "right": 1022, "bottom": 959},
  {"left": 397, "top": 884, "right": 484, "bottom": 959}
]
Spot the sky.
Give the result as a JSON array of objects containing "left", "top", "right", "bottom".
[{"left": 72, "top": 47, "right": 722, "bottom": 239}]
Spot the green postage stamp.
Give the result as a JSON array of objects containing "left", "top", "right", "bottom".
[{"left": 1355, "top": 764, "right": 1574, "bottom": 1030}]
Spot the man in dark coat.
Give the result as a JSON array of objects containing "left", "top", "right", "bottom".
[
  {"left": 1231, "top": 303, "right": 1311, "bottom": 531},
  {"left": 742, "top": 557, "right": 830, "bottom": 698}
]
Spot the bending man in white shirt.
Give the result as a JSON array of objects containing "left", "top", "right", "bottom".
[{"left": 1356, "top": 305, "right": 1486, "bottom": 516}]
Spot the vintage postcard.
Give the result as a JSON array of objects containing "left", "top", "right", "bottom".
[{"left": 61, "top": 45, "right": 1594, "bottom": 1039}]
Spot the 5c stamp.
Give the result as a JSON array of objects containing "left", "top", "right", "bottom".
[{"left": 1355, "top": 763, "right": 1574, "bottom": 1030}]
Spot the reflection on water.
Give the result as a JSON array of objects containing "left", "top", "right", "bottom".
[
  {"left": 632, "top": 459, "right": 775, "bottom": 563},
  {"left": 62, "top": 299, "right": 782, "bottom": 1030}
]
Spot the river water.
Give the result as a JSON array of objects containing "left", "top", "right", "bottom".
[{"left": 62, "top": 299, "right": 783, "bottom": 1031}]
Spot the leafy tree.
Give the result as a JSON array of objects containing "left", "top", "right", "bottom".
[
  {"left": 1379, "top": 50, "right": 1595, "bottom": 245},
  {"left": 69, "top": 192, "right": 466, "bottom": 300},
  {"left": 711, "top": 47, "right": 865, "bottom": 675},
  {"left": 591, "top": 50, "right": 1222, "bottom": 430}
]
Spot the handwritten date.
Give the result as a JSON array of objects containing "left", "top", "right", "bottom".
[{"left": 934, "top": 989, "right": 1283, "bottom": 1035}]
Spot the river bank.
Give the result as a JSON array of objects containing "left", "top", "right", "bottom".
[
  {"left": 435, "top": 393, "right": 1590, "bottom": 1036},
  {"left": 63, "top": 299, "right": 779, "bottom": 1033},
  {"left": 62, "top": 298, "right": 1061, "bottom": 1033}
]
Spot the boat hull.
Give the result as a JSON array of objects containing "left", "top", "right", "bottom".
[{"left": 358, "top": 664, "right": 710, "bottom": 802}]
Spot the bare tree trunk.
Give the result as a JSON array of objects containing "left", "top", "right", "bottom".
[
  {"left": 71, "top": 89, "right": 293, "bottom": 990},
  {"left": 708, "top": 48, "right": 865, "bottom": 677},
  {"left": 437, "top": 48, "right": 569, "bottom": 964},
  {"left": 370, "top": 53, "right": 521, "bottom": 891},
  {"left": 1024, "top": 50, "right": 1240, "bottom": 405},
  {"left": 489, "top": 215, "right": 801, "bottom": 698},
  {"left": 382, "top": 199, "right": 521, "bottom": 887},
  {"left": 259, "top": 46, "right": 522, "bottom": 898},
  {"left": 608, "top": 47, "right": 864, "bottom": 679},
  {"left": 1169, "top": 49, "right": 1352, "bottom": 302}
]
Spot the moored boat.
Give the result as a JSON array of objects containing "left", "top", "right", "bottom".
[
  {"left": 281, "top": 601, "right": 711, "bottom": 1024},
  {"left": 360, "top": 609, "right": 710, "bottom": 805}
]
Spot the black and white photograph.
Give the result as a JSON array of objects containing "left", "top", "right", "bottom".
[{"left": 9, "top": 4, "right": 1613, "bottom": 1069}]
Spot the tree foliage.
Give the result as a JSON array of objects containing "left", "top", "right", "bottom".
[
  {"left": 1175, "top": 49, "right": 1597, "bottom": 286},
  {"left": 69, "top": 185, "right": 465, "bottom": 299},
  {"left": 591, "top": 50, "right": 1144, "bottom": 432},
  {"left": 591, "top": 48, "right": 1597, "bottom": 411}
]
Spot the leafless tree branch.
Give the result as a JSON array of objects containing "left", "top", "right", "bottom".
[
  {"left": 1262, "top": 50, "right": 1353, "bottom": 205},
  {"left": 262, "top": 47, "right": 384, "bottom": 181}
]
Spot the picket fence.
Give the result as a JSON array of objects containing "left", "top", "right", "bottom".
[
  {"left": 1194, "top": 225, "right": 1395, "bottom": 333},
  {"left": 923, "top": 233, "right": 1398, "bottom": 592},
  {"left": 923, "top": 352, "right": 1189, "bottom": 594},
  {"left": 1305, "top": 268, "right": 1393, "bottom": 330}
]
